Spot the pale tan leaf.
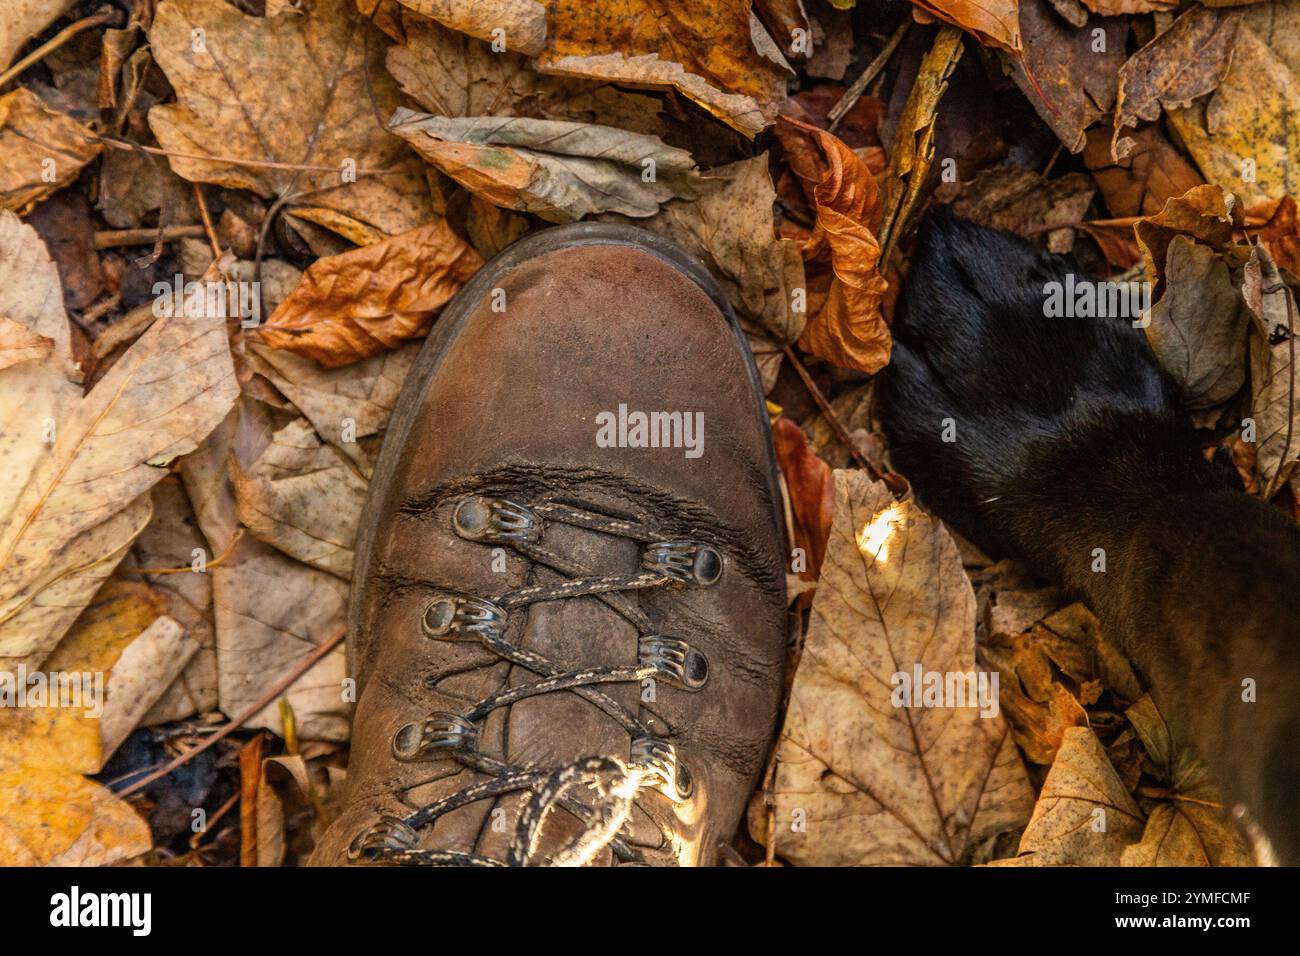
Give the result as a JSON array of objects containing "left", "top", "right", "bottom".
[
  {"left": 768, "top": 470, "right": 1034, "bottom": 865},
  {"left": 0, "top": 297, "right": 238, "bottom": 661},
  {"left": 387, "top": 11, "right": 661, "bottom": 133},
  {"left": 247, "top": 342, "right": 417, "bottom": 478},
  {"left": 233, "top": 418, "right": 367, "bottom": 577},
  {"left": 0, "top": 88, "right": 102, "bottom": 216},
  {"left": 992, "top": 727, "right": 1146, "bottom": 865},
  {"left": 214, "top": 536, "right": 349, "bottom": 742},
  {"left": 0, "top": 318, "right": 52, "bottom": 371},
  {"left": 0, "top": 0, "right": 77, "bottom": 71},
  {"left": 0, "top": 210, "right": 73, "bottom": 372},
  {"left": 390, "top": 111, "right": 704, "bottom": 222}
]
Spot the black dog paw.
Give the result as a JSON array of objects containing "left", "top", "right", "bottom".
[{"left": 880, "top": 211, "right": 1187, "bottom": 558}]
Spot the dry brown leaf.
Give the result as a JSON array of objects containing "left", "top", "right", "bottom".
[
  {"left": 1168, "top": 24, "right": 1300, "bottom": 221},
  {"left": 1006, "top": 0, "right": 1125, "bottom": 154},
  {"left": 0, "top": 259, "right": 238, "bottom": 662},
  {"left": 402, "top": 0, "right": 789, "bottom": 137},
  {"left": 1113, "top": 7, "right": 1240, "bottom": 160},
  {"left": 390, "top": 111, "right": 704, "bottom": 222},
  {"left": 779, "top": 118, "right": 890, "bottom": 374},
  {"left": 1256, "top": 195, "right": 1300, "bottom": 277},
  {"left": 877, "top": 25, "right": 964, "bottom": 260},
  {"left": 0, "top": 1, "right": 76, "bottom": 71},
  {"left": 772, "top": 417, "right": 834, "bottom": 585},
  {"left": 214, "top": 536, "right": 349, "bottom": 742},
  {"left": 0, "top": 87, "right": 102, "bottom": 215},
  {"left": 1080, "top": 0, "right": 1174, "bottom": 12},
  {"left": 1083, "top": 124, "right": 1203, "bottom": 219},
  {"left": 232, "top": 418, "right": 368, "bottom": 577},
  {"left": 991, "top": 727, "right": 1146, "bottom": 866},
  {"left": 387, "top": 11, "right": 661, "bottom": 133},
  {"left": 1135, "top": 184, "right": 1240, "bottom": 300},
  {"left": 255, "top": 220, "right": 482, "bottom": 367},
  {"left": 247, "top": 342, "right": 417, "bottom": 477},
  {"left": 1143, "top": 234, "right": 1248, "bottom": 410},
  {"left": 908, "top": 0, "right": 1021, "bottom": 52},
  {"left": 619, "top": 154, "right": 806, "bottom": 345},
  {"left": 1244, "top": 243, "right": 1300, "bottom": 492},
  {"left": 132, "top": 475, "right": 219, "bottom": 725},
  {"left": 949, "top": 165, "right": 1096, "bottom": 254},
  {"left": 767, "top": 471, "right": 1034, "bottom": 865},
  {"left": 148, "top": 0, "right": 434, "bottom": 242}
]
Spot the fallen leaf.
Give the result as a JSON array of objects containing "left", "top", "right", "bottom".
[
  {"left": 0, "top": 578, "right": 195, "bottom": 866},
  {"left": 402, "top": 0, "right": 788, "bottom": 136},
  {"left": 132, "top": 475, "right": 219, "bottom": 725},
  {"left": 1113, "top": 7, "right": 1240, "bottom": 161},
  {"left": 1142, "top": 234, "right": 1248, "bottom": 410},
  {"left": 767, "top": 471, "right": 1034, "bottom": 865},
  {"left": 877, "top": 25, "right": 964, "bottom": 260},
  {"left": 1168, "top": 23, "right": 1300, "bottom": 220},
  {"left": 779, "top": 118, "right": 890, "bottom": 373},
  {"left": 233, "top": 418, "right": 368, "bottom": 577},
  {"left": 247, "top": 342, "right": 417, "bottom": 477},
  {"left": 214, "top": 536, "right": 349, "bottom": 742},
  {"left": 908, "top": 0, "right": 1022, "bottom": 52},
  {"left": 0, "top": 259, "right": 238, "bottom": 662},
  {"left": 1083, "top": 124, "right": 1203, "bottom": 219},
  {"left": 255, "top": 220, "right": 482, "bottom": 367},
  {"left": 1005, "top": 0, "right": 1126, "bottom": 154},
  {"left": 0, "top": 1, "right": 76, "bottom": 72},
  {"left": 386, "top": 10, "right": 661, "bottom": 134},
  {"left": 1243, "top": 243, "right": 1300, "bottom": 492},
  {"left": 390, "top": 111, "right": 705, "bottom": 222},
  {"left": 1256, "top": 195, "right": 1300, "bottom": 277},
  {"left": 1135, "top": 183, "right": 1240, "bottom": 301},
  {"left": 949, "top": 165, "right": 1096, "bottom": 254},
  {"left": 0, "top": 87, "right": 102, "bottom": 215},
  {"left": 0, "top": 318, "right": 52, "bottom": 371},
  {"left": 994, "top": 727, "right": 1145, "bottom": 865},
  {"left": 0, "top": 209, "right": 75, "bottom": 375},
  {"left": 772, "top": 417, "right": 835, "bottom": 584},
  {"left": 148, "top": 0, "right": 434, "bottom": 242}
]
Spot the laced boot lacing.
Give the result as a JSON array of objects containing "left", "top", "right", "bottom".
[{"left": 347, "top": 494, "right": 723, "bottom": 867}]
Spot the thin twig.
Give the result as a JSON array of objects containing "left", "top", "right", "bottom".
[
  {"left": 192, "top": 183, "right": 222, "bottom": 260},
  {"left": 92, "top": 135, "right": 397, "bottom": 177},
  {"left": 828, "top": 21, "right": 908, "bottom": 131},
  {"left": 781, "top": 343, "right": 880, "bottom": 477},
  {"left": 116, "top": 625, "right": 346, "bottom": 798},
  {"left": 0, "top": 7, "right": 118, "bottom": 88},
  {"left": 94, "top": 224, "right": 207, "bottom": 249}
]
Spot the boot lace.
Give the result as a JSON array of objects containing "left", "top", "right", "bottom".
[{"left": 347, "top": 494, "right": 721, "bottom": 866}]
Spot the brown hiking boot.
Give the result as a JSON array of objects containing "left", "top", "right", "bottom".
[{"left": 310, "top": 223, "right": 788, "bottom": 866}]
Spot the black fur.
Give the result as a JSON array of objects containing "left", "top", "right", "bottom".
[{"left": 883, "top": 212, "right": 1300, "bottom": 863}]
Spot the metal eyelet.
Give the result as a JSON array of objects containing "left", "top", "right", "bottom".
[
  {"left": 453, "top": 496, "right": 542, "bottom": 544},
  {"left": 421, "top": 595, "right": 506, "bottom": 641},
  {"left": 392, "top": 712, "right": 477, "bottom": 761},
  {"left": 347, "top": 816, "right": 418, "bottom": 862},
  {"left": 630, "top": 737, "right": 694, "bottom": 802},
  {"left": 642, "top": 542, "right": 723, "bottom": 585},
  {"left": 639, "top": 635, "right": 709, "bottom": 690}
]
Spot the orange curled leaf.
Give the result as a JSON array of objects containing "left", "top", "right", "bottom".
[{"left": 255, "top": 220, "right": 483, "bottom": 368}]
